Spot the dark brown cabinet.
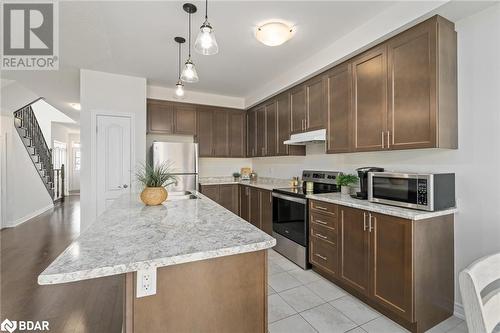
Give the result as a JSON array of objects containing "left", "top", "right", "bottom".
[
  {"left": 256, "top": 106, "right": 266, "bottom": 157},
  {"left": 147, "top": 99, "right": 196, "bottom": 135},
  {"left": 265, "top": 101, "right": 277, "bottom": 156},
  {"left": 370, "top": 212, "right": 413, "bottom": 321},
  {"left": 213, "top": 110, "right": 229, "bottom": 157},
  {"left": 228, "top": 112, "right": 246, "bottom": 157},
  {"left": 310, "top": 200, "right": 454, "bottom": 333},
  {"left": 197, "top": 109, "right": 214, "bottom": 157},
  {"left": 246, "top": 109, "right": 256, "bottom": 157},
  {"left": 326, "top": 64, "right": 351, "bottom": 153},
  {"left": 199, "top": 184, "right": 238, "bottom": 214},
  {"left": 338, "top": 206, "right": 371, "bottom": 296},
  {"left": 238, "top": 185, "right": 272, "bottom": 236},
  {"left": 305, "top": 76, "right": 327, "bottom": 131},
  {"left": 276, "top": 93, "right": 290, "bottom": 155},
  {"left": 290, "top": 85, "right": 307, "bottom": 134},
  {"left": 352, "top": 45, "right": 388, "bottom": 152}
]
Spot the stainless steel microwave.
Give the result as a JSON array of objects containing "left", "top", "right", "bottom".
[{"left": 368, "top": 172, "right": 455, "bottom": 211}]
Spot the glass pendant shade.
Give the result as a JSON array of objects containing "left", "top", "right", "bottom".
[
  {"left": 174, "top": 81, "right": 185, "bottom": 98},
  {"left": 181, "top": 59, "right": 199, "bottom": 83},
  {"left": 194, "top": 22, "right": 218, "bottom": 55}
]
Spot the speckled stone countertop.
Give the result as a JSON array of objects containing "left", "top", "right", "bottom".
[
  {"left": 307, "top": 193, "right": 457, "bottom": 220},
  {"left": 38, "top": 191, "right": 276, "bottom": 285},
  {"left": 199, "top": 176, "right": 290, "bottom": 191}
]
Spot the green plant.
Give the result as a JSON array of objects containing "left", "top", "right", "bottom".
[
  {"left": 336, "top": 174, "right": 359, "bottom": 187},
  {"left": 232, "top": 172, "right": 241, "bottom": 178},
  {"left": 136, "top": 161, "right": 177, "bottom": 188}
]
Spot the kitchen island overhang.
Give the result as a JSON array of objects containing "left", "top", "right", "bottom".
[{"left": 39, "top": 192, "right": 276, "bottom": 333}]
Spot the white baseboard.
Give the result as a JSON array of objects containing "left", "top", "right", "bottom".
[
  {"left": 2, "top": 203, "right": 54, "bottom": 229},
  {"left": 454, "top": 302, "right": 465, "bottom": 320}
]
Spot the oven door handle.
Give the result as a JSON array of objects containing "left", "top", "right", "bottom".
[{"left": 272, "top": 192, "right": 307, "bottom": 205}]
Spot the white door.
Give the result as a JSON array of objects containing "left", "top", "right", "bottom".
[
  {"left": 96, "top": 115, "right": 132, "bottom": 216},
  {"left": 71, "top": 142, "right": 81, "bottom": 191}
]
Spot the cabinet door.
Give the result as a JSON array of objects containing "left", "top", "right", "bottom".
[
  {"left": 228, "top": 112, "right": 246, "bottom": 157},
  {"left": 305, "top": 76, "right": 326, "bottom": 131},
  {"left": 219, "top": 184, "right": 238, "bottom": 214},
  {"left": 246, "top": 109, "right": 256, "bottom": 157},
  {"left": 197, "top": 110, "right": 214, "bottom": 157},
  {"left": 265, "top": 101, "right": 277, "bottom": 156},
  {"left": 147, "top": 100, "right": 174, "bottom": 134},
  {"left": 339, "top": 207, "right": 370, "bottom": 296},
  {"left": 260, "top": 190, "right": 273, "bottom": 235},
  {"left": 276, "top": 93, "right": 290, "bottom": 155},
  {"left": 387, "top": 20, "right": 436, "bottom": 150},
  {"left": 327, "top": 64, "right": 352, "bottom": 153},
  {"left": 290, "top": 85, "right": 306, "bottom": 134},
  {"left": 352, "top": 46, "right": 387, "bottom": 152},
  {"left": 200, "top": 184, "right": 219, "bottom": 202},
  {"left": 249, "top": 187, "right": 261, "bottom": 229},
  {"left": 239, "top": 185, "right": 250, "bottom": 221},
  {"left": 370, "top": 213, "right": 413, "bottom": 321},
  {"left": 174, "top": 104, "right": 197, "bottom": 135},
  {"left": 256, "top": 106, "right": 266, "bottom": 157},
  {"left": 213, "top": 110, "right": 229, "bottom": 157}
]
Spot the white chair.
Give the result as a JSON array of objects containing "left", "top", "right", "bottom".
[{"left": 459, "top": 252, "right": 500, "bottom": 333}]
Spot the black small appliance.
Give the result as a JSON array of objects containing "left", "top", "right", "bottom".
[{"left": 352, "top": 167, "right": 384, "bottom": 200}]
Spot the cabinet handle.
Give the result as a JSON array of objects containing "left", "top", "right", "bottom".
[
  {"left": 315, "top": 233, "right": 328, "bottom": 240},
  {"left": 387, "top": 131, "right": 390, "bottom": 149},
  {"left": 369, "top": 213, "right": 373, "bottom": 232},
  {"left": 363, "top": 212, "right": 367, "bottom": 231},
  {"left": 381, "top": 131, "right": 385, "bottom": 149},
  {"left": 315, "top": 253, "right": 327, "bottom": 260},
  {"left": 315, "top": 205, "right": 328, "bottom": 211},
  {"left": 314, "top": 219, "right": 328, "bottom": 226}
]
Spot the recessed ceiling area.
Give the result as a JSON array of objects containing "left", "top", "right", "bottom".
[{"left": 2, "top": 1, "right": 496, "bottom": 121}]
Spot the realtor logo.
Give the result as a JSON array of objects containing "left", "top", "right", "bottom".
[
  {"left": 0, "top": 319, "right": 17, "bottom": 333},
  {"left": 1, "top": 2, "right": 59, "bottom": 70}
]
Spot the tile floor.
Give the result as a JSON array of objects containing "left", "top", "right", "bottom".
[{"left": 267, "top": 249, "right": 467, "bottom": 333}]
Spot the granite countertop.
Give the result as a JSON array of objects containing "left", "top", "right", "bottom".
[
  {"left": 38, "top": 191, "right": 276, "bottom": 285},
  {"left": 199, "top": 176, "right": 290, "bottom": 191},
  {"left": 307, "top": 193, "right": 457, "bottom": 220}
]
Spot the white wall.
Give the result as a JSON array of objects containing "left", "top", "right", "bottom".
[
  {"left": 148, "top": 85, "right": 244, "bottom": 109},
  {"left": 252, "top": 4, "right": 500, "bottom": 315},
  {"left": 80, "top": 69, "right": 146, "bottom": 231},
  {"left": 0, "top": 83, "right": 53, "bottom": 228}
]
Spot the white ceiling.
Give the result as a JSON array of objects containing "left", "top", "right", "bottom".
[{"left": 2, "top": 1, "right": 496, "bottom": 122}]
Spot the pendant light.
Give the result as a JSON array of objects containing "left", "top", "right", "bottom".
[
  {"left": 194, "top": 0, "right": 218, "bottom": 55},
  {"left": 180, "top": 3, "right": 199, "bottom": 83},
  {"left": 174, "top": 37, "right": 186, "bottom": 98}
]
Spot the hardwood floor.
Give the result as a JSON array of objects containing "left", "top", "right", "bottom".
[{"left": 0, "top": 196, "right": 123, "bottom": 333}]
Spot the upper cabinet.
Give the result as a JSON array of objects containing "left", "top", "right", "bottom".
[
  {"left": 305, "top": 75, "right": 327, "bottom": 131},
  {"left": 228, "top": 112, "right": 246, "bottom": 157},
  {"left": 246, "top": 109, "right": 256, "bottom": 157},
  {"left": 147, "top": 99, "right": 196, "bottom": 135},
  {"left": 326, "top": 63, "right": 352, "bottom": 154},
  {"left": 290, "top": 85, "right": 307, "bottom": 134},
  {"left": 265, "top": 100, "right": 277, "bottom": 156}
]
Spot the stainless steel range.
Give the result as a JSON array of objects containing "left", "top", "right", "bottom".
[{"left": 272, "top": 170, "right": 341, "bottom": 269}]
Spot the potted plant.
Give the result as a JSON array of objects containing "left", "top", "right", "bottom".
[
  {"left": 232, "top": 172, "right": 241, "bottom": 181},
  {"left": 336, "top": 174, "right": 359, "bottom": 195},
  {"left": 136, "top": 162, "right": 177, "bottom": 206}
]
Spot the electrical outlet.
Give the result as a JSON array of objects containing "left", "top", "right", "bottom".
[{"left": 136, "top": 267, "right": 157, "bottom": 298}]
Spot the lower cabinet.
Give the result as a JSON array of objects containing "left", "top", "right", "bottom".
[
  {"left": 309, "top": 200, "right": 454, "bottom": 333},
  {"left": 199, "top": 184, "right": 239, "bottom": 214},
  {"left": 239, "top": 185, "right": 272, "bottom": 236}
]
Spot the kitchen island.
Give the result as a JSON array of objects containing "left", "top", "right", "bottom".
[{"left": 39, "top": 191, "right": 275, "bottom": 333}]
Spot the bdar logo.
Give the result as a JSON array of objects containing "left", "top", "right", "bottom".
[{"left": 0, "top": 319, "right": 17, "bottom": 333}]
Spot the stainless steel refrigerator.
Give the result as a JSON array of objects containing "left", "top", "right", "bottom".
[{"left": 152, "top": 142, "right": 198, "bottom": 192}]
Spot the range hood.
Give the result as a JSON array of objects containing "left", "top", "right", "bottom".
[{"left": 284, "top": 129, "right": 326, "bottom": 145}]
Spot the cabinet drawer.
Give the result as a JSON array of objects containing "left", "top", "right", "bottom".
[
  {"left": 310, "top": 211, "right": 337, "bottom": 230},
  {"left": 310, "top": 223, "right": 337, "bottom": 245},
  {"left": 310, "top": 200, "right": 337, "bottom": 216},
  {"left": 310, "top": 238, "right": 337, "bottom": 276}
]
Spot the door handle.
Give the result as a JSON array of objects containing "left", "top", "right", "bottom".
[
  {"left": 363, "top": 212, "right": 367, "bottom": 231},
  {"left": 123, "top": 184, "right": 128, "bottom": 188},
  {"left": 381, "top": 131, "right": 385, "bottom": 149},
  {"left": 315, "top": 253, "right": 327, "bottom": 261},
  {"left": 369, "top": 213, "right": 373, "bottom": 232},
  {"left": 387, "top": 131, "right": 390, "bottom": 149}
]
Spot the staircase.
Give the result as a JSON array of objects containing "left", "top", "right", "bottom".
[{"left": 13, "top": 102, "right": 64, "bottom": 202}]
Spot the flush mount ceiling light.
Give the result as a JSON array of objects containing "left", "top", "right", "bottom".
[
  {"left": 194, "top": 0, "right": 218, "bottom": 55},
  {"left": 69, "top": 103, "right": 81, "bottom": 111},
  {"left": 255, "top": 21, "right": 295, "bottom": 47},
  {"left": 174, "top": 37, "right": 186, "bottom": 99},
  {"left": 180, "top": 3, "right": 199, "bottom": 83}
]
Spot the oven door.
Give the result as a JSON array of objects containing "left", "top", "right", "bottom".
[
  {"left": 272, "top": 192, "right": 307, "bottom": 246},
  {"left": 368, "top": 173, "right": 430, "bottom": 210}
]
